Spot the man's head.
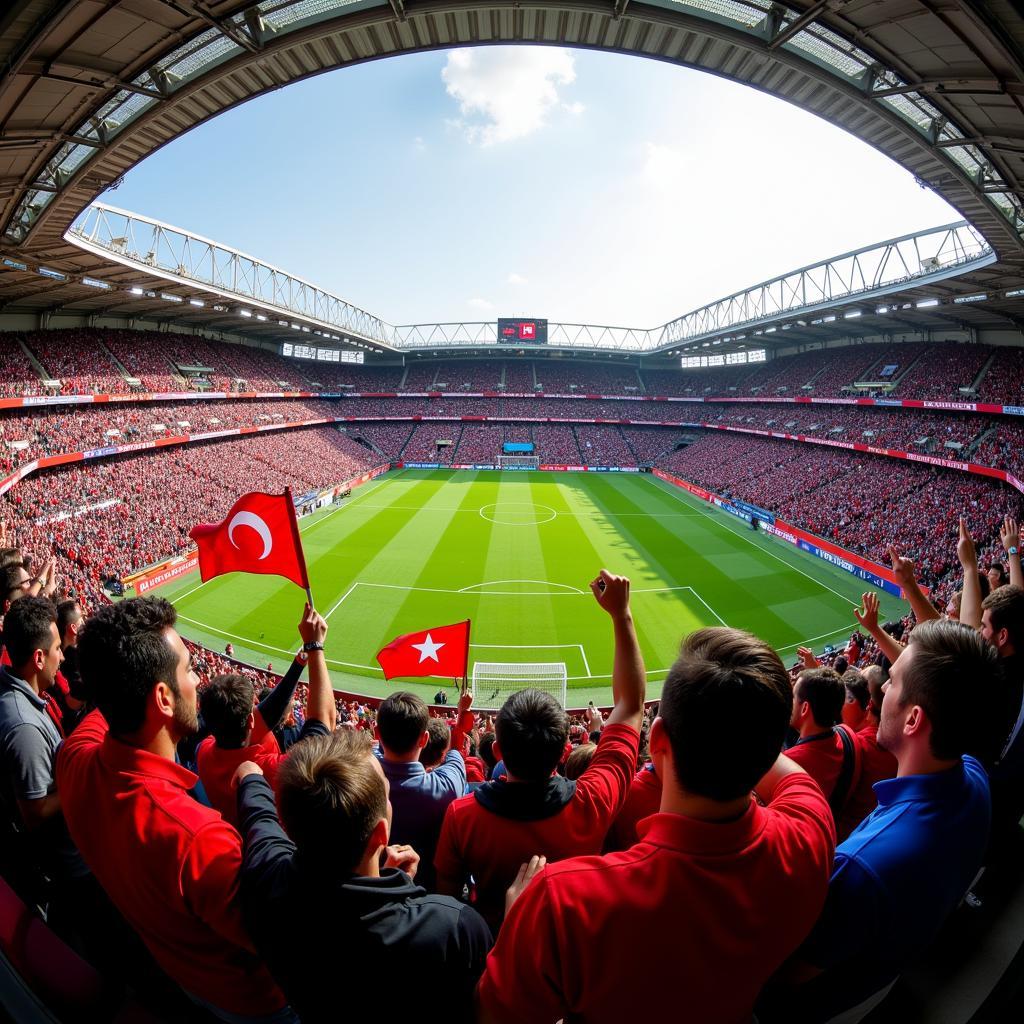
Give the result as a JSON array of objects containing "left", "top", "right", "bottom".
[
  {"left": 277, "top": 729, "right": 388, "bottom": 873},
  {"left": 201, "top": 674, "right": 256, "bottom": 749},
  {"left": 841, "top": 669, "right": 869, "bottom": 729},
  {"left": 791, "top": 668, "right": 845, "bottom": 732},
  {"left": 862, "top": 664, "right": 886, "bottom": 721},
  {"left": 651, "top": 626, "right": 792, "bottom": 802},
  {"left": 981, "top": 585, "right": 1024, "bottom": 657},
  {"left": 419, "top": 717, "right": 452, "bottom": 769},
  {"left": 55, "top": 599, "right": 84, "bottom": 647},
  {"left": 878, "top": 618, "right": 998, "bottom": 764},
  {"left": 3, "top": 596, "right": 62, "bottom": 689},
  {"left": 0, "top": 562, "right": 31, "bottom": 614},
  {"left": 495, "top": 689, "right": 569, "bottom": 782},
  {"left": 77, "top": 597, "right": 198, "bottom": 741},
  {"left": 988, "top": 563, "right": 1009, "bottom": 592},
  {"left": 376, "top": 691, "right": 429, "bottom": 758}
]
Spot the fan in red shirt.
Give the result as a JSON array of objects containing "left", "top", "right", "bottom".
[
  {"left": 197, "top": 605, "right": 337, "bottom": 827},
  {"left": 435, "top": 570, "right": 645, "bottom": 932},
  {"left": 786, "top": 667, "right": 861, "bottom": 817},
  {"left": 603, "top": 761, "right": 662, "bottom": 852},
  {"left": 477, "top": 626, "right": 836, "bottom": 1024},
  {"left": 55, "top": 597, "right": 288, "bottom": 1021}
]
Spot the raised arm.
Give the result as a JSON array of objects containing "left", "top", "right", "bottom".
[
  {"left": 1001, "top": 516, "right": 1023, "bottom": 591},
  {"left": 299, "top": 604, "right": 336, "bottom": 731},
  {"left": 958, "top": 518, "right": 983, "bottom": 629},
  {"left": 252, "top": 652, "right": 305, "bottom": 742},
  {"left": 853, "top": 592, "right": 904, "bottom": 665},
  {"left": 591, "top": 570, "right": 646, "bottom": 733},
  {"left": 889, "top": 547, "right": 937, "bottom": 623}
]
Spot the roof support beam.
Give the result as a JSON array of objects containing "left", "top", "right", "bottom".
[
  {"left": 870, "top": 78, "right": 1024, "bottom": 99},
  {"left": 158, "top": 1, "right": 261, "bottom": 54},
  {"left": 766, "top": 0, "right": 829, "bottom": 51},
  {"left": 387, "top": 0, "right": 407, "bottom": 21}
]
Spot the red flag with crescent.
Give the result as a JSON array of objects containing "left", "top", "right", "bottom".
[{"left": 189, "top": 490, "right": 309, "bottom": 588}]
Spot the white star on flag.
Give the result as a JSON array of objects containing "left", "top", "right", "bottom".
[{"left": 411, "top": 633, "right": 445, "bottom": 663}]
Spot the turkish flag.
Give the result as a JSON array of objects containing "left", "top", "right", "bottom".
[
  {"left": 376, "top": 620, "right": 471, "bottom": 680},
  {"left": 189, "top": 490, "right": 309, "bottom": 588}
]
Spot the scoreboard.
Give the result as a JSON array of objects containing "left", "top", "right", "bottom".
[{"left": 497, "top": 317, "right": 548, "bottom": 345}]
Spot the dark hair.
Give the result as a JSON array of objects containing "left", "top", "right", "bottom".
[
  {"left": 77, "top": 597, "right": 180, "bottom": 736},
  {"left": 3, "top": 596, "right": 57, "bottom": 669},
  {"left": 419, "top": 718, "right": 451, "bottom": 767},
  {"left": 376, "top": 692, "right": 429, "bottom": 755},
  {"left": 901, "top": 618, "right": 1000, "bottom": 760},
  {"left": 842, "top": 669, "right": 869, "bottom": 711},
  {"left": 478, "top": 732, "right": 497, "bottom": 772},
  {"left": 796, "top": 668, "right": 845, "bottom": 728},
  {"left": 0, "top": 563, "right": 29, "bottom": 607},
  {"left": 982, "top": 584, "right": 1024, "bottom": 652},
  {"left": 833, "top": 655, "right": 849, "bottom": 676},
  {"left": 496, "top": 689, "right": 569, "bottom": 782},
  {"left": 564, "top": 742, "right": 596, "bottom": 781},
  {"left": 862, "top": 665, "right": 886, "bottom": 719},
  {"left": 0, "top": 548, "right": 23, "bottom": 570},
  {"left": 277, "top": 730, "right": 384, "bottom": 872},
  {"left": 977, "top": 570, "right": 991, "bottom": 600},
  {"left": 55, "top": 600, "right": 82, "bottom": 644},
  {"left": 659, "top": 627, "right": 792, "bottom": 801},
  {"left": 201, "top": 674, "right": 255, "bottom": 749}
]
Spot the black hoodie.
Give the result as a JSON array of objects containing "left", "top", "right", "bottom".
[{"left": 237, "top": 774, "right": 492, "bottom": 1024}]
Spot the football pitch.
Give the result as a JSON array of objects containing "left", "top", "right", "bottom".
[{"left": 162, "top": 469, "right": 908, "bottom": 707}]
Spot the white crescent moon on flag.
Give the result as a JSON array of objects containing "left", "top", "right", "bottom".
[{"left": 227, "top": 511, "right": 273, "bottom": 560}]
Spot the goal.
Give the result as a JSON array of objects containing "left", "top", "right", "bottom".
[
  {"left": 497, "top": 454, "right": 540, "bottom": 470},
  {"left": 472, "top": 662, "right": 568, "bottom": 710}
]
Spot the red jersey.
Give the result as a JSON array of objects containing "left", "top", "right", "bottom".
[
  {"left": 835, "top": 720, "right": 899, "bottom": 841},
  {"left": 56, "top": 710, "right": 284, "bottom": 1016},
  {"left": 435, "top": 723, "right": 638, "bottom": 930},
  {"left": 787, "top": 726, "right": 860, "bottom": 804},
  {"left": 197, "top": 731, "right": 284, "bottom": 828},
  {"left": 604, "top": 763, "right": 661, "bottom": 851},
  {"left": 478, "top": 773, "right": 835, "bottom": 1024}
]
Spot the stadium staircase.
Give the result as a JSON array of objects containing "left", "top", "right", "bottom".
[
  {"left": 886, "top": 348, "right": 931, "bottom": 392},
  {"left": 95, "top": 340, "right": 135, "bottom": 387},
  {"left": 568, "top": 425, "right": 586, "bottom": 463},
  {"left": 394, "top": 424, "right": 416, "bottom": 460},
  {"left": 621, "top": 426, "right": 642, "bottom": 464},
  {"left": 966, "top": 426, "right": 1000, "bottom": 460},
  {"left": 398, "top": 364, "right": 410, "bottom": 389},
  {"left": 13, "top": 337, "right": 46, "bottom": 384},
  {"left": 969, "top": 351, "right": 999, "bottom": 395}
]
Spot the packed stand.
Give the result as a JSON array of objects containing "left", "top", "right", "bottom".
[
  {"left": 0, "top": 335, "right": 44, "bottom": 397},
  {"left": 532, "top": 424, "right": 582, "bottom": 463},
  {"left": 534, "top": 361, "right": 643, "bottom": 394},
  {"left": 574, "top": 425, "right": 636, "bottom": 466},
  {"left": 19, "top": 330, "right": 135, "bottom": 395},
  {"left": 401, "top": 424, "right": 460, "bottom": 464}
]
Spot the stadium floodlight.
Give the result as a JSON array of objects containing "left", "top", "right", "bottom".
[
  {"left": 952, "top": 294, "right": 987, "bottom": 304},
  {"left": 189, "top": 298, "right": 204, "bottom": 307},
  {"left": 823, "top": 315, "right": 836, "bottom": 322},
  {"left": 844, "top": 310, "right": 862, "bottom": 318},
  {"left": 256, "top": 313, "right": 267, "bottom": 321},
  {"left": 130, "top": 286, "right": 144, "bottom": 295},
  {"left": 876, "top": 306, "right": 890, "bottom": 314},
  {"left": 161, "top": 292, "right": 182, "bottom": 302},
  {"left": 82, "top": 277, "right": 110, "bottom": 289},
  {"left": 1006, "top": 288, "right": 1024, "bottom": 298},
  {"left": 765, "top": 327, "right": 776, "bottom": 333},
  {"left": 238, "top": 308, "right": 252, "bottom": 317},
  {"left": 916, "top": 298, "right": 940, "bottom": 308}
]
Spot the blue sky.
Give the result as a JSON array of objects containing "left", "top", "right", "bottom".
[{"left": 106, "top": 46, "right": 957, "bottom": 328}]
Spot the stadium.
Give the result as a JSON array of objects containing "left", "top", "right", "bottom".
[{"left": 2, "top": 2, "right": 1024, "bottom": 1022}]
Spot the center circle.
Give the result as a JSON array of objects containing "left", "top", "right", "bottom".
[{"left": 479, "top": 502, "right": 557, "bottom": 526}]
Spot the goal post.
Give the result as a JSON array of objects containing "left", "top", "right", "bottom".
[
  {"left": 472, "top": 661, "right": 568, "bottom": 710},
  {"left": 497, "top": 454, "right": 540, "bottom": 470}
]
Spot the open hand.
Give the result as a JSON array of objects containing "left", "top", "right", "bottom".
[
  {"left": 853, "top": 592, "right": 880, "bottom": 633},
  {"left": 1001, "top": 516, "right": 1020, "bottom": 554},
  {"left": 957, "top": 518, "right": 977, "bottom": 569},
  {"left": 888, "top": 546, "right": 916, "bottom": 588},
  {"left": 505, "top": 855, "right": 547, "bottom": 915},
  {"left": 796, "top": 646, "right": 819, "bottom": 670}
]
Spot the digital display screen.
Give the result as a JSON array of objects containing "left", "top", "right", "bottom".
[{"left": 497, "top": 318, "right": 548, "bottom": 345}]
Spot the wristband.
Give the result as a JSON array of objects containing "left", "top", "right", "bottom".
[
  {"left": 1009, "top": 546, "right": 1019, "bottom": 557},
  {"left": 302, "top": 641, "right": 325, "bottom": 652}
]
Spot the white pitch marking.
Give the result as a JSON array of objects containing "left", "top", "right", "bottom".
[
  {"left": 458, "top": 579, "right": 586, "bottom": 594},
  {"left": 775, "top": 626, "right": 858, "bottom": 655},
  {"left": 652, "top": 477, "right": 860, "bottom": 607},
  {"left": 685, "top": 586, "right": 727, "bottom": 625}
]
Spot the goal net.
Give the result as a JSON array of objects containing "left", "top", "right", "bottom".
[
  {"left": 497, "top": 454, "right": 540, "bottom": 469},
  {"left": 472, "top": 662, "right": 568, "bottom": 710}
]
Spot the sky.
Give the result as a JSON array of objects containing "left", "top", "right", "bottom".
[{"left": 103, "top": 46, "right": 958, "bottom": 329}]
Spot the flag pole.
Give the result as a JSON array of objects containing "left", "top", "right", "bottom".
[
  {"left": 284, "top": 487, "right": 315, "bottom": 609},
  {"left": 463, "top": 618, "right": 471, "bottom": 694}
]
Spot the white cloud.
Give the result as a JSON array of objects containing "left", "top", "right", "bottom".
[
  {"left": 412, "top": 136, "right": 425, "bottom": 152},
  {"left": 563, "top": 101, "right": 585, "bottom": 116},
  {"left": 442, "top": 47, "right": 578, "bottom": 145},
  {"left": 467, "top": 297, "right": 493, "bottom": 310},
  {"left": 507, "top": 273, "right": 528, "bottom": 285}
]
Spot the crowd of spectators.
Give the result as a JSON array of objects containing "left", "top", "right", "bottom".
[{"left": 574, "top": 426, "right": 635, "bottom": 466}]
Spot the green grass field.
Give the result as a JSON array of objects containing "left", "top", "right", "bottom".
[{"left": 161, "top": 469, "right": 908, "bottom": 707}]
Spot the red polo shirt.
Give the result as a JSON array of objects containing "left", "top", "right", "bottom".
[
  {"left": 197, "top": 731, "right": 284, "bottom": 828},
  {"left": 604, "top": 763, "right": 662, "bottom": 851},
  {"left": 478, "top": 772, "right": 835, "bottom": 1024},
  {"left": 787, "top": 727, "right": 856, "bottom": 801},
  {"left": 435, "top": 722, "right": 638, "bottom": 930},
  {"left": 835, "top": 721, "right": 899, "bottom": 841},
  {"left": 55, "top": 710, "right": 284, "bottom": 1016}
]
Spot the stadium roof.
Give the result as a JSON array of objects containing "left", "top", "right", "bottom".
[{"left": 4, "top": 1, "right": 1024, "bottom": 357}]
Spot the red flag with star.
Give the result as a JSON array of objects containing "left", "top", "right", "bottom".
[
  {"left": 188, "top": 490, "right": 309, "bottom": 588},
  {"left": 376, "top": 620, "right": 471, "bottom": 679}
]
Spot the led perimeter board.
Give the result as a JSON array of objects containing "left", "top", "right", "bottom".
[{"left": 498, "top": 317, "right": 548, "bottom": 345}]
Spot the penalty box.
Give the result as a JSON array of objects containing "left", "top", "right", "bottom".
[{"left": 325, "top": 580, "right": 594, "bottom": 680}]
